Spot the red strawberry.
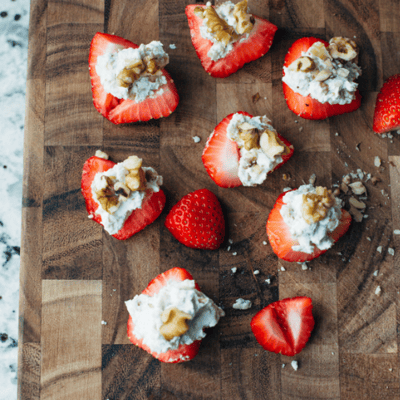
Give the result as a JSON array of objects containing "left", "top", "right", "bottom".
[
  {"left": 266, "top": 190, "right": 351, "bottom": 262},
  {"left": 373, "top": 74, "right": 400, "bottom": 134},
  {"left": 89, "top": 32, "right": 179, "bottom": 124},
  {"left": 165, "top": 189, "right": 225, "bottom": 250},
  {"left": 283, "top": 37, "right": 361, "bottom": 120},
  {"left": 251, "top": 296, "right": 315, "bottom": 356},
  {"left": 127, "top": 267, "right": 202, "bottom": 363},
  {"left": 81, "top": 155, "right": 165, "bottom": 240},
  {"left": 202, "top": 112, "right": 294, "bottom": 188},
  {"left": 185, "top": 4, "right": 277, "bottom": 78}
]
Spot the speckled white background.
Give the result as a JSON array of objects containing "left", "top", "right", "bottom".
[{"left": 0, "top": 1, "right": 30, "bottom": 399}]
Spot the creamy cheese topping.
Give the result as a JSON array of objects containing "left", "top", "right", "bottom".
[
  {"left": 227, "top": 113, "right": 287, "bottom": 186},
  {"left": 280, "top": 184, "right": 342, "bottom": 254},
  {"left": 198, "top": 1, "right": 253, "bottom": 61},
  {"left": 95, "top": 41, "right": 168, "bottom": 103},
  {"left": 282, "top": 38, "right": 362, "bottom": 105},
  {"left": 125, "top": 279, "right": 225, "bottom": 354},
  {"left": 91, "top": 163, "right": 162, "bottom": 235}
]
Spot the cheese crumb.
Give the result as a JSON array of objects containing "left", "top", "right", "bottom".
[
  {"left": 231, "top": 267, "right": 237, "bottom": 273},
  {"left": 232, "top": 252, "right": 237, "bottom": 256},
  {"left": 282, "top": 364, "right": 286, "bottom": 368},
  {"left": 375, "top": 286, "right": 381, "bottom": 296},
  {"left": 265, "top": 278, "right": 271, "bottom": 284},
  {"left": 388, "top": 248, "right": 395, "bottom": 256},
  {"left": 394, "top": 230, "right": 400, "bottom": 235},
  {"left": 169, "top": 44, "right": 177, "bottom": 49},
  {"left": 101, "top": 320, "right": 107, "bottom": 325},
  {"left": 192, "top": 136, "right": 201, "bottom": 143},
  {"left": 263, "top": 241, "right": 267, "bottom": 245},
  {"left": 374, "top": 156, "right": 381, "bottom": 167},
  {"left": 280, "top": 266, "right": 286, "bottom": 272},
  {"left": 254, "top": 270, "right": 260, "bottom": 275},
  {"left": 88, "top": 215, "right": 93, "bottom": 219},
  {"left": 377, "top": 246, "right": 383, "bottom": 253},
  {"left": 291, "top": 360, "right": 299, "bottom": 371},
  {"left": 373, "top": 270, "right": 378, "bottom": 277},
  {"left": 232, "top": 298, "right": 252, "bottom": 310}
]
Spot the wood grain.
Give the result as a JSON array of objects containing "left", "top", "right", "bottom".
[{"left": 18, "top": 343, "right": 41, "bottom": 400}]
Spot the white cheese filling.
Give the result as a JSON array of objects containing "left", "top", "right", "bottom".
[
  {"left": 125, "top": 279, "right": 225, "bottom": 354},
  {"left": 95, "top": 41, "right": 168, "bottom": 103},
  {"left": 199, "top": 1, "right": 251, "bottom": 61},
  {"left": 227, "top": 113, "right": 284, "bottom": 187},
  {"left": 91, "top": 163, "right": 162, "bottom": 235},
  {"left": 282, "top": 43, "right": 361, "bottom": 105},
  {"left": 280, "top": 184, "right": 342, "bottom": 254}
]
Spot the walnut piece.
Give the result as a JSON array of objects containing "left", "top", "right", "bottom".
[
  {"left": 288, "top": 56, "right": 316, "bottom": 73},
  {"left": 233, "top": 0, "right": 254, "bottom": 35},
  {"left": 95, "top": 176, "right": 120, "bottom": 214},
  {"left": 238, "top": 122, "right": 260, "bottom": 150},
  {"left": 302, "top": 186, "right": 335, "bottom": 224},
  {"left": 160, "top": 307, "right": 192, "bottom": 341},
  {"left": 308, "top": 42, "right": 332, "bottom": 62},
  {"left": 95, "top": 150, "right": 109, "bottom": 160},
  {"left": 314, "top": 69, "right": 332, "bottom": 82},
  {"left": 328, "top": 37, "right": 358, "bottom": 61},
  {"left": 259, "top": 130, "right": 287, "bottom": 159}
]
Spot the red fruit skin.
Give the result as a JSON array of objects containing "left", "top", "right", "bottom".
[
  {"left": 127, "top": 267, "right": 202, "bottom": 363},
  {"left": 89, "top": 32, "right": 179, "bottom": 124},
  {"left": 185, "top": 5, "right": 277, "bottom": 78},
  {"left": 373, "top": 74, "right": 400, "bottom": 134},
  {"left": 81, "top": 156, "right": 166, "bottom": 240},
  {"left": 266, "top": 190, "right": 352, "bottom": 262},
  {"left": 202, "top": 111, "right": 294, "bottom": 188},
  {"left": 282, "top": 37, "right": 361, "bottom": 120},
  {"left": 165, "top": 188, "right": 225, "bottom": 250},
  {"left": 251, "top": 296, "right": 315, "bottom": 356}
]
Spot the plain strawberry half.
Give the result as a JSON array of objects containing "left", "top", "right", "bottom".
[
  {"left": 89, "top": 32, "right": 179, "bottom": 124},
  {"left": 202, "top": 112, "right": 294, "bottom": 188},
  {"left": 81, "top": 155, "right": 166, "bottom": 240},
  {"left": 185, "top": 4, "right": 277, "bottom": 78},
  {"left": 282, "top": 37, "right": 361, "bottom": 120},
  {"left": 373, "top": 74, "right": 400, "bottom": 134},
  {"left": 266, "top": 191, "right": 351, "bottom": 262},
  {"left": 251, "top": 296, "right": 315, "bottom": 356},
  {"left": 165, "top": 188, "right": 225, "bottom": 250},
  {"left": 127, "top": 267, "right": 202, "bottom": 363}
]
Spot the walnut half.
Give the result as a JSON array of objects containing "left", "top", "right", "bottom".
[
  {"left": 160, "top": 307, "right": 192, "bottom": 341},
  {"left": 259, "top": 130, "right": 287, "bottom": 159},
  {"left": 302, "top": 186, "right": 335, "bottom": 224},
  {"left": 233, "top": 0, "right": 254, "bottom": 35}
]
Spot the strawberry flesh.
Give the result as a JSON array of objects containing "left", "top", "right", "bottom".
[
  {"left": 283, "top": 37, "right": 361, "bottom": 120},
  {"left": 89, "top": 32, "right": 179, "bottom": 124},
  {"left": 165, "top": 188, "right": 225, "bottom": 250},
  {"left": 185, "top": 5, "right": 277, "bottom": 78},
  {"left": 373, "top": 74, "right": 400, "bottom": 134},
  {"left": 81, "top": 156, "right": 165, "bottom": 240},
  {"left": 127, "top": 267, "right": 202, "bottom": 363},
  {"left": 251, "top": 296, "right": 315, "bottom": 356},
  {"left": 202, "top": 112, "right": 294, "bottom": 188},
  {"left": 266, "top": 191, "right": 352, "bottom": 262}
]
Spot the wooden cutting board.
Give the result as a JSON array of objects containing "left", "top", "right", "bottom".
[{"left": 18, "top": 0, "right": 400, "bottom": 399}]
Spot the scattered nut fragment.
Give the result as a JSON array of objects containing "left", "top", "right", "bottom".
[
  {"left": 302, "top": 187, "right": 335, "bottom": 224},
  {"left": 328, "top": 37, "right": 358, "bottom": 61},
  {"left": 288, "top": 56, "right": 316, "bottom": 73},
  {"left": 348, "top": 181, "right": 366, "bottom": 195},
  {"left": 374, "top": 156, "right": 382, "bottom": 167},
  {"left": 349, "top": 197, "right": 366, "bottom": 209},
  {"left": 252, "top": 92, "right": 261, "bottom": 103},
  {"left": 371, "top": 176, "right": 381, "bottom": 185},
  {"left": 95, "top": 150, "right": 109, "bottom": 159},
  {"left": 349, "top": 205, "right": 363, "bottom": 222},
  {"left": 160, "top": 307, "right": 192, "bottom": 341},
  {"left": 259, "top": 130, "right": 287, "bottom": 159},
  {"left": 282, "top": 173, "right": 291, "bottom": 181}
]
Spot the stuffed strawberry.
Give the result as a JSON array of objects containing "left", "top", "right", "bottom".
[
  {"left": 251, "top": 296, "right": 314, "bottom": 356},
  {"left": 81, "top": 150, "right": 165, "bottom": 240},
  {"left": 185, "top": 0, "right": 277, "bottom": 78},
  {"left": 373, "top": 74, "right": 400, "bottom": 134},
  {"left": 282, "top": 37, "right": 362, "bottom": 120},
  {"left": 165, "top": 188, "right": 225, "bottom": 250},
  {"left": 266, "top": 185, "right": 351, "bottom": 262},
  {"left": 89, "top": 32, "right": 179, "bottom": 124},
  {"left": 125, "top": 267, "right": 224, "bottom": 363},
  {"left": 202, "top": 111, "right": 294, "bottom": 188}
]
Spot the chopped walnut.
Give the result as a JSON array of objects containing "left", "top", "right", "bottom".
[
  {"left": 233, "top": 0, "right": 254, "bottom": 35},
  {"left": 308, "top": 42, "right": 332, "bottom": 62},
  {"left": 160, "top": 307, "right": 192, "bottom": 341},
  {"left": 302, "top": 186, "right": 335, "bottom": 224},
  {"left": 288, "top": 56, "right": 316, "bottom": 73},
  {"left": 238, "top": 122, "right": 259, "bottom": 150},
  {"left": 95, "top": 176, "right": 120, "bottom": 214},
  {"left": 328, "top": 37, "right": 358, "bottom": 61},
  {"left": 259, "top": 130, "right": 287, "bottom": 159}
]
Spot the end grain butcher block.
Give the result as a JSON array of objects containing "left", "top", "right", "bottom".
[{"left": 19, "top": 0, "right": 400, "bottom": 399}]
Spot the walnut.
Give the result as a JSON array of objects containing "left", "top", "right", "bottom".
[
  {"left": 123, "top": 155, "right": 143, "bottom": 171},
  {"left": 95, "top": 176, "right": 120, "bottom": 214},
  {"left": 95, "top": 150, "right": 109, "bottom": 160},
  {"left": 308, "top": 42, "right": 332, "bottom": 62},
  {"left": 160, "top": 307, "right": 192, "bottom": 341},
  {"left": 116, "top": 60, "right": 144, "bottom": 88},
  {"left": 237, "top": 122, "right": 259, "bottom": 150},
  {"left": 233, "top": 0, "right": 253, "bottom": 35},
  {"left": 302, "top": 186, "right": 335, "bottom": 224},
  {"left": 328, "top": 37, "right": 358, "bottom": 61},
  {"left": 259, "top": 130, "right": 287, "bottom": 159},
  {"left": 288, "top": 56, "right": 316, "bottom": 73},
  {"left": 114, "top": 182, "right": 130, "bottom": 201},
  {"left": 203, "top": 5, "right": 239, "bottom": 45},
  {"left": 125, "top": 168, "right": 146, "bottom": 192}
]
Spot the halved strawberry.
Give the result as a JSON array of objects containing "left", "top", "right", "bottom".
[
  {"left": 283, "top": 37, "right": 361, "bottom": 120},
  {"left": 127, "top": 267, "right": 202, "bottom": 363},
  {"left": 202, "top": 112, "right": 294, "bottom": 188},
  {"left": 266, "top": 191, "right": 351, "bottom": 262},
  {"left": 185, "top": 4, "right": 277, "bottom": 78},
  {"left": 373, "top": 74, "right": 400, "bottom": 134},
  {"left": 251, "top": 296, "right": 315, "bottom": 356},
  {"left": 165, "top": 188, "right": 225, "bottom": 250},
  {"left": 89, "top": 32, "right": 179, "bottom": 124},
  {"left": 81, "top": 155, "right": 165, "bottom": 240}
]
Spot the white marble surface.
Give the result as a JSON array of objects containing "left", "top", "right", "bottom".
[{"left": 0, "top": 0, "right": 30, "bottom": 399}]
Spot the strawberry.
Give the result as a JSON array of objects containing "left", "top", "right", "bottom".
[
  {"left": 127, "top": 267, "right": 202, "bottom": 363},
  {"left": 165, "top": 189, "right": 225, "bottom": 250},
  {"left": 89, "top": 32, "right": 179, "bottom": 124},
  {"left": 373, "top": 74, "right": 400, "bottom": 134},
  {"left": 266, "top": 191, "right": 351, "bottom": 262},
  {"left": 283, "top": 37, "right": 361, "bottom": 120},
  {"left": 202, "top": 112, "right": 294, "bottom": 188},
  {"left": 185, "top": 4, "right": 277, "bottom": 78},
  {"left": 251, "top": 296, "right": 315, "bottom": 356},
  {"left": 81, "top": 155, "right": 165, "bottom": 240}
]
